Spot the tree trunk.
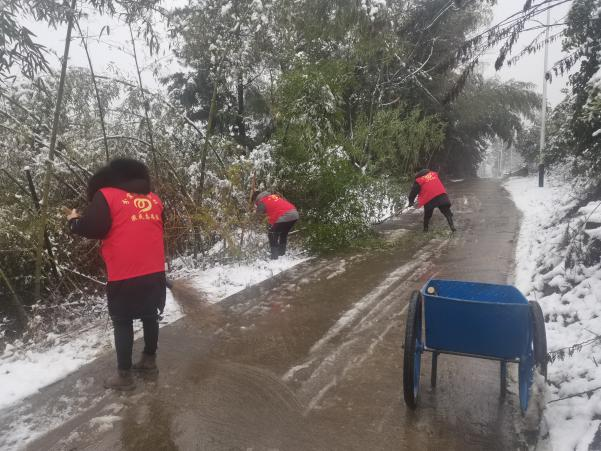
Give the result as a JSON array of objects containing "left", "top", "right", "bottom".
[
  {"left": 25, "top": 169, "right": 59, "bottom": 280},
  {"left": 236, "top": 74, "right": 246, "bottom": 151},
  {"left": 363, "top": 68, "right": 382, "bottom": 158},
  {"left": 198, "top": 81, "right": 219, "bottom": 203},
  {"left": 76, "top": 19, "right": 110, "bottom": 162},
  {"left": 33, "top": 0, "right": 77, "bottom": 302}
]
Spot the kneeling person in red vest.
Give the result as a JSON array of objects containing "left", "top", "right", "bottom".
[
  {"left": 408, "top": 169, "right": 456, "bottom": 233},
  {"left": 65, "top": 158, "right": 166, "bottom": 391},
  {"left": 252, "top": 191, "right": 299, "bottom": 260}
]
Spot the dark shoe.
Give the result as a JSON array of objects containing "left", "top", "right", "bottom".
[
  {"left": 104, "top": 370, "right": 135, "bottom": 391},
  {"left": 132, "top": 353, "right": 158, "bottom": 373}
]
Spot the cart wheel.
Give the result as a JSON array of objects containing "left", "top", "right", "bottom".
[
  {"left": 403, "top": 290, "right": 423, "bottom": 409},
  {"left": 529, "top": 301, "right": 548, "bottom": 380},
  {"left": 500, "top": 361, "right": 507, "bottom": 399}
]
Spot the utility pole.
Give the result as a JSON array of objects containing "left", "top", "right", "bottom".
[{"left": 539, "top": 8, "right": 551, "bottom": 187}]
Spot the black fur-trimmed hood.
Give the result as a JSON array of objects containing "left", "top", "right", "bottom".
[
  {"left": 415, "top": 169, "right": 430, "bottom": 179},
  {"left": 87, "top": 158, "right": 151, "bottom": 201}
]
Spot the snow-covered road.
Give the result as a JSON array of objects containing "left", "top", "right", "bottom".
[{"left": 0, "top": 254, "right": 308, "bottom": 435}]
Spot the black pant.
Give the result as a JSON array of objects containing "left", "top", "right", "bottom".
[
  {"left": 268, "top": 220, "right": 297, "bottom": 259},
  {"left": 112, "top": 315, "right": 159, "bottom": 370},
  {"left": 106, "top": 272, "right": 166, "bottom": 318},
  {"left": 424, "top": 204, "right": 454, "bottom": 231}
]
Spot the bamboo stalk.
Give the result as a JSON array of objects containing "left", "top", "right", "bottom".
[
  {"left": 198, "top": 82, "right": 219, "bottom": 203},
  {"left": 128, "top": 22, "right": 159, "bottom": 178},
  {"left": 93, "top": 74, "right": 227, "bottom": 173},
  {"left": 33, "top": 0, "right": 77, "bottom": 302},
  {"left": 75, "top": 19, "right": 110, "bottom": 162},
  {"left": 25, "top": 169, "right": 60, "bottom": 280}
]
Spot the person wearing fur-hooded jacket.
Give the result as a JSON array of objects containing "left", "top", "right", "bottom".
[{"left": 65, "top": 158, "right": 166, "bottom": 391}]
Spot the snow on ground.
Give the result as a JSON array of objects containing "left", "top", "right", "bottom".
[
  {"left": 0, "top": 252, "right": 308, "bottom": 412},
  {"left": 505, "top": 175, "right": 601, "bottom": 450},
  {"left": 0, "top": 290, "right": 182, "bottom": 411},
  {"left": 185, "top": 254, "right": 309, "bottom": 302}
]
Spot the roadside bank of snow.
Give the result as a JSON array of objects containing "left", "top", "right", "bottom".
[
  {"left": 505, "top": 175, "right": 601, "bottom": 450},
  {"left": 174, "top": 254, "right": 309, "bottom": 302},
  {"left": 0, "top": 253, "right": 308, "bottom": 412}
]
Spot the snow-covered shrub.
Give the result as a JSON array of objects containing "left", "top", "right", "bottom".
[
  {"left": 269, "top": 62, "right": 413, "bottom": 251},
  {"left": 564, "top": 201, "right": 601, "bottom": 270},
  {"left": 0, "top": 317, "right": 8, "bottom": 347}
]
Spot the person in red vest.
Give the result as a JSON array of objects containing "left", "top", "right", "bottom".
[
  {"left": 252, "top": 190, "right": 299, "bottom": 259},
  {"left": 65, "top": 158, "right": 166, "bottom": 390},
  {"left": 407, "top": 169, "right": 456, "bottom": 232}
]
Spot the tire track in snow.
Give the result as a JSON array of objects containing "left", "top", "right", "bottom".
[{"left": 283, "top": 237, "right": 451, "bottom": 412}]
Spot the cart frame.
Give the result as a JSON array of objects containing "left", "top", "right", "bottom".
[{"left": 403, "top": 279, "right": 547, "bottom": 412}]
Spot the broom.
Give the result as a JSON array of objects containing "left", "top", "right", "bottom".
[{"left": 167, "top": 279, "right": 225, "bottom": 328}]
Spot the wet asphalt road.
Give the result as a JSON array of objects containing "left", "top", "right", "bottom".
[{"left": 2, "top": 178, "right": 530, "bottom": 450}]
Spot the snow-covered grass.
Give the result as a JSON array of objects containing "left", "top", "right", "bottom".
[
  {"left": 505, "top": 175, "right": 601, "bottom": 450},
  {"left": 0, "top": 252, "right": 308, "bottom": 412}
]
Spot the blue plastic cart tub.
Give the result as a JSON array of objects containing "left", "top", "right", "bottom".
[{"left": 421, "top": 279, "right": 530, "bottom": 361}]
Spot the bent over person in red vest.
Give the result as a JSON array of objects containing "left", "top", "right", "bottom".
[
  {"left": 65, "top": 158, "right": 166, "bottom": 391},
  {"left": 407, "top": 169, "right": 456, "bottom": 233},
  {"left": 252, "top": 190, "right": 299, "bottom": 260}
]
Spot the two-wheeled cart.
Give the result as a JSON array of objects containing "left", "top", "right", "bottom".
[{"left": 403, "top": 279, "right": 547, "bottom": 412}]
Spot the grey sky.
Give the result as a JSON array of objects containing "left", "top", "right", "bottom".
[
  {"left": 26, "top": 7, "right": 177, "bottom": 90},
  {"left": 482, "top": 0, "right": 573, "bottom": 106}
]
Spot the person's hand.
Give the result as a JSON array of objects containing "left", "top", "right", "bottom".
[{"left": 62, "top": 206, "right": 80, "bottom": 220}]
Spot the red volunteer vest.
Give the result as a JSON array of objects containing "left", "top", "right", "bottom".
[
  {"left": 99, "top": 187, "right": 165, "bottom": 281},
  {"left": 257, "top": 194, "right": 296, "bottom": 225},
  {"left": 416, "top": 171, "right": 446, "bottom": 207}
]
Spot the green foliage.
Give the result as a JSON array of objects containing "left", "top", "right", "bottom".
[
  {"left": 442, "top": 76, "right": 541, "bottom": 176},
  {"left": 270, "top": 61, "right": 423, "bottom": 252},
  {"left": 271, "top": 62, "right": 371, "bottom": 251},
  {"left": 275, "top": 62, "right": 348, "bottom": 149},
  {"left": 534, "top": 0, "right": 601, "bottom": 176},
  {"left": 167, "top": 0, "right": 275, "bottom": 149},
  {"left": 515, "top": 122, "right": 541, "bottom": 165},
  {"left": 350, "top": 107, "right": 446, "bottom": 175},
  {"left": 294, "top": 163, "right": 367, "bottom": 251},
  {"left": 0, "top": 0, "right": 549, "bottom": 318}
]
